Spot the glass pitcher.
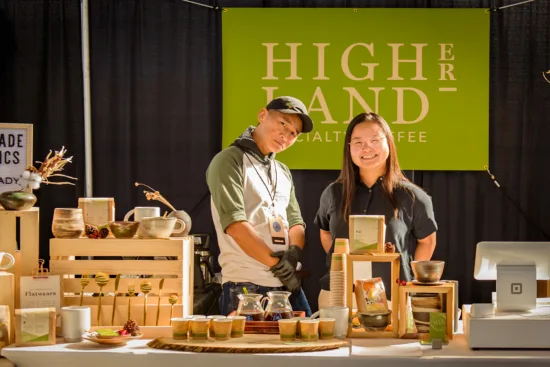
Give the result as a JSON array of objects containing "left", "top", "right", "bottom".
[
  {"left": 261, "top": 291, "right": 293, "bottom": 321},
  {"left": 236, "top": 293, "right": 265, "bottom": 321}
]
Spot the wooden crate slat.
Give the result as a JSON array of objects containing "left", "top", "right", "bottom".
[
  {"left": 61, "top": 277, "right": 183, "bottom": 294},
  {"left": 50, "top": 260, "right": 183, "bottom": 275},
  {"left": 19, "top": 212, "right": 40, "bottom": 278},
  {"left": 347, "top": 253, "right": 400, "bottom": 262},
  {"left": 85, "top": 304, "right": 183, "bottom": 326},
  {"left": 63, "top": 296, "right": 180, "bottom": 306},
  {"left": 50, "top": 238, "right": 184, "bottom": 257}
]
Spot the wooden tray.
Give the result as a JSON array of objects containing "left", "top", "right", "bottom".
[
  {"left": 228, "top": 311, "right": 306, "bottom": 334},
  {"left": 147, "top": 334, "right": 348, "bottom": 353}
]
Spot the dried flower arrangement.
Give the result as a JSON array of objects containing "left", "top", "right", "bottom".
[
  {"left": 134, "top": 182, "right": 176, "bottom": 213},
  {"left": 18, "top": 146, "right": 77, "bottom": 190}
]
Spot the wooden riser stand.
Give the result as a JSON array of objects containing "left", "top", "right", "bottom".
[
  {"left": 49, "top": 237, "right": 194, "bottom": 328},
  {"left": 344, "top": 253, "right": 400, "bottom": 338},
  {"left": 0, "top": 207, "right": 40, "bottom": 309},
  {"left": 398, "top": 282, "right": 455, "bottom": 341}
]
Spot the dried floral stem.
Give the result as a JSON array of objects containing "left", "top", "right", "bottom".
[
  {"left": 28, "top": 146, "right": 77, "bottom": 186},
  {"left": 134, "top": 182, "right": 177, "bottom": 212}
]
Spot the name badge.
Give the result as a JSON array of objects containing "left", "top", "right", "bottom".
[{"left": 269, "top": 215, "right": 286, "bottom": 245}]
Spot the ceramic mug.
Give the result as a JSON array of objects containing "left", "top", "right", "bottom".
[
  {"left": 61, "top": 306, "right": 91, "bottom": 343},
  {"left": 0, "top": 252, "right": 15, "bottom": 270},
  {"left": 138, "top": 216, "right": 185, "bottom": 239},
  {"left": 310, "top": 306, "right": 349, "bottom": 338},
  {"left": 123, "top": 207, "right": 161, "bottom": 222}
]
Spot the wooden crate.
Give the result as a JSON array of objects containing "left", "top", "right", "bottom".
[
  {"left": 49, "top": 236, "right": 194, "bottom": 326},
  {"left": 344, "top": 253, "right": 400, "bottom": 338},
  {"left": 398, "top": 282, "right": 455, "bottom": 341},
  {"left": 0, "top": 207, "right": 39, "bottom": 309}
]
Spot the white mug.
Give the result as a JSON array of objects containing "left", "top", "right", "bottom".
[
  {"left": 0, "top": 252, "right": 15, "bottom": 270},
  {"left": 61, "top": 306, "right": 91, "bottom": 343},
  {"left": 310, "top": 306, "right": 349, "bottom": 338},
  {"left": 123, "top": 207, "right": 161, "bottom": 222}
]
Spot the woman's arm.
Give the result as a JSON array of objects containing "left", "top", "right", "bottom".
[
  {"left": 414, "top": 232, "right": 436, "bottom": 260},
  {"left": 320, "top": 229, "right": 333, "bottom": 254}
]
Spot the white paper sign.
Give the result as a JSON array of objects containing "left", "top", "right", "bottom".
[
  {"left": 0, "top": 123, "right": 33, "bottom": 194},
  {"left": 20, "top": 275, "right": 61, "bottom": 328},
  {"left": 20, "top": 276, "right": 61, "bottom": 311}
]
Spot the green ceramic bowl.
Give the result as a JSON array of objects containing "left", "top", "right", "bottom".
[{"left": 108, "top": 221, "right": 139, "bottom": 239}]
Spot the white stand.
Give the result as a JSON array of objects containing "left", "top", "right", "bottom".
[
  {"left": 496, "top": 264, "right": 536, "bottom": 312},
  {"left": 464, "top": 302, "right": 550, "bottom": 349}
]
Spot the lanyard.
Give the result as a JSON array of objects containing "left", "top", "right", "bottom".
[{"left": 244, "top": 153, "right": 278, "bottom": 211}]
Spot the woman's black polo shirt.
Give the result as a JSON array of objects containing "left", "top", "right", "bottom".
[{"left": 314, "top": 178, "right": 438, "bottom": 294}]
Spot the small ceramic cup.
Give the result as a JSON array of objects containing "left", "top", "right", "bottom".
[
  {"left": 277, "top": 319, "right": 298, "bottom": 341},
  {"left": 171, "top": 318, "right": 190, "bottom": 340},
  {"left": 212, "top": 319, "right": 233, "bottom": 341},
  {"left": 318, "top": 318, "right": 336, "bottom": 340},
  {"left": 207, "top": 315, "right": 226, "bottom": 338},
  {"left": 227, "top": 315, "right": 246, "bottom": 338},
  {"left": 299, "top": 319, "right": 319, "bottom": 341},
  {"left": 189, "top": 318, "right": 209, "bottom": 341}
]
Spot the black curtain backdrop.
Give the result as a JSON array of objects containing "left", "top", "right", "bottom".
[
  {"left": 1, "top": 0, "right": 549, "bottom": 313},
  {"left": 0, "top": 0, "right": 85, "bottom": 264}
]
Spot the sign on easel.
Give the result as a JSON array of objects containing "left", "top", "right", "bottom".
[{"left": 0, "top": 123, "right": 33, "bottom": 194}]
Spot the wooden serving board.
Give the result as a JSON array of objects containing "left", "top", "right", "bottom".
[{"left": 147, "top": 334, "right": 348, "bottom": 353}]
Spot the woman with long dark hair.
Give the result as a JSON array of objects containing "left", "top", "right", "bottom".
[{"left": 314, "top": 112, "right": 437, "bottom": 309}]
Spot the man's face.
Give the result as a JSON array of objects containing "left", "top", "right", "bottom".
[{"left": 256, "top": 109, "right": 303, "bottom": 154}]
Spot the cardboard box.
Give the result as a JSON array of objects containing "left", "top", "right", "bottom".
[
  {"left": 349, "top": 215, "right": 385, "bottom": 254},
  {"left": 78, "top": 198, "right": 115, "bottom": 238}
]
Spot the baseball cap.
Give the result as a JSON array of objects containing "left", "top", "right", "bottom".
[{"left": 266, "top": 96, "right": 314, "bottom": 133}]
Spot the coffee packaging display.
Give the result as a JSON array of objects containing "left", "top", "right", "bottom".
[
  {"left": 14, "top": 307, "right": 56, "bottom": 346},
  {"left": 354, "top": 277, "right": 389, "bottom": 313},
  {"left": 429, "top": 312, "right": 447, "bottom": 342},
  {"left": 349, "top": 215, "right": 385, "bottom": 254},
  {"left": 78, "top": 198, "right": 115, "bottom": 238},
  {"left": 0, "top": 306, "right": 10, "bottom": 349}
]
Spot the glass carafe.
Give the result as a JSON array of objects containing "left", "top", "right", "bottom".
[
  {"left": 236, "top": 293, "right": 265, "bottom": 321},
  {"left": 262, "top": 291, "right": 293, "bottom": 321}
]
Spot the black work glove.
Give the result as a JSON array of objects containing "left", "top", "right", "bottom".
[
  {"left": 271, "top": 245, "right": 303, "bottom": 270},
  {"left": 270, "top": 264, "right": 301, "bottom": 293},
  {"left": 270, "top": 245, "right": 303, "bottom": 292}
]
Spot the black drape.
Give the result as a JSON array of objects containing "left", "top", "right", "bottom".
[
  {"left": 88, "top": 0, "right": 221, "bottom": 237},
  {"left": 0, "top": 0, "right": 85, "bottom": 264},
  {"left": 1, "top": 0, "right": 549, "bottom": 313}
]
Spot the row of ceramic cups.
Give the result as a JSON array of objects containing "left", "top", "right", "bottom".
[
  {"left": 279, "top": 317, "right": 336, "bottom": 341},
  {"left": 170, "top": 315, "right": 246, "bottom": 341},
  {"left": 116, "top": 206, "right": 187, "bottom": 239},
  {"left": 52, "top": 206, "right": 188, "bottom": 239}
]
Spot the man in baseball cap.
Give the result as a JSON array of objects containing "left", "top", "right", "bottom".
[
  {"left": 265, "top": 96, "right": 314, "bottom": 133},
  {"left": 206, "top": 96, "right": 313, "bottom": 316}
]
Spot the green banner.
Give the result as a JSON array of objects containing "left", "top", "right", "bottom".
[{"left": 222, "top": 8, "right": 489, "bottom": 170}]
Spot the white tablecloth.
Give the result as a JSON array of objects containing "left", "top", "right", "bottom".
[{"left": 2, "top": 334, "right": 550, "bottom": 367}]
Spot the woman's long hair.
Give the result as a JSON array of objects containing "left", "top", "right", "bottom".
[{"left": 336, "top": 112, "right": 409, "bottom": 219}]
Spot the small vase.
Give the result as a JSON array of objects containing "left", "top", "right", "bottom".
[
  {"left": 52, "top": 208, "right": 85, "bottom": 239},
  {"left": 0, "top": 190, "right": 37, "bottom": 210}
]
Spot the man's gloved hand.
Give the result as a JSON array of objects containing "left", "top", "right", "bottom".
[
  {"left": 269, "top": 263, "right": 301, "bottom": 292},
  {"left": 271, "top": 245, "right": 303, "bottom": 270},
  {"left": 269, "top": 245, "right": 303, "bottom": 293}
]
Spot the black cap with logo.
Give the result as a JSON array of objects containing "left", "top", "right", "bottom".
[{"left": 266, "top": 96, "right": 314, "bottom": 133}]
